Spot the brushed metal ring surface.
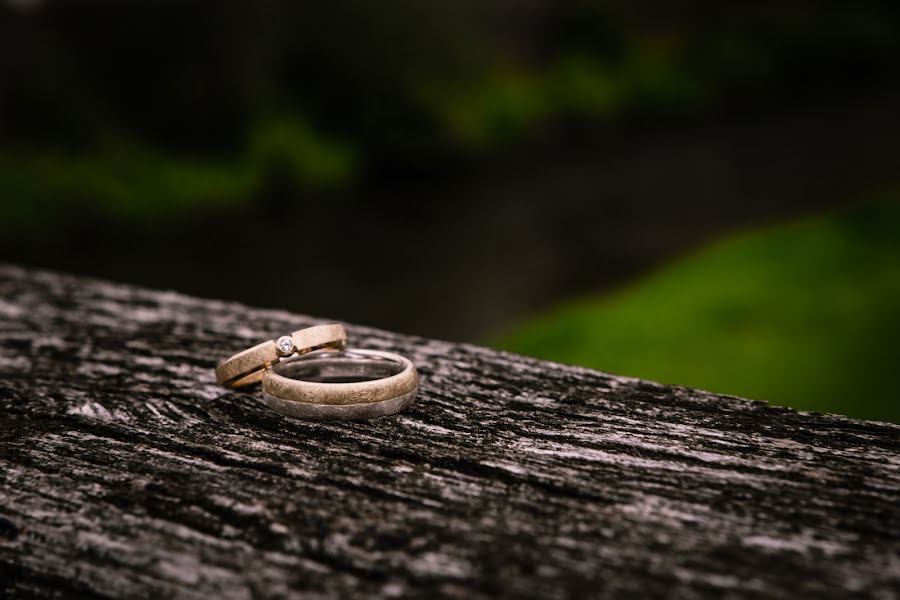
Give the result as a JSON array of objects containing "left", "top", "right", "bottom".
[
  {"left": 214, "top": 323, "right": 347, "bottom": 388},
  {"left": 262, "top": 388, "right": 416, "bottom": 421},
  {"left": 261, "top": 349, "right": 417, "bottom": 407}
]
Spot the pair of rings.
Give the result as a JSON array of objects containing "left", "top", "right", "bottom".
[{"left": 214, "top": 324, "right": 416, "bottom": 420}]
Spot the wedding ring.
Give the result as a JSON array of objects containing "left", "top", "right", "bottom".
[
  {"left": 215, "top": 323, "right": 347, "bottom": 388},
  {"left": 260, "top": 349, "right": 417, "bottom": 420}
]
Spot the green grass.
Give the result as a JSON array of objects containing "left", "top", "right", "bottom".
[{"left": 496, "top": 197, "right": 900, "bottom": 423}]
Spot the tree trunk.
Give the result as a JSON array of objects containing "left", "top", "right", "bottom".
[{"left": 1, "top": 264, "right": 898, "bottom": 598}]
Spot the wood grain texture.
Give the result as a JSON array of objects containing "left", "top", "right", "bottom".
[{"left": 0, "top": 264, "right": 898, "bottom": 599}]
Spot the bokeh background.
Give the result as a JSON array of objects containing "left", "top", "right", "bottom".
[{"left": 2, "top": 0, "right": 899, "bottom": 422}]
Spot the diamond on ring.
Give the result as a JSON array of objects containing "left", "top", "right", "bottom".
[{"left": 276, "top": 335, "right": 295, "bottom": 356}]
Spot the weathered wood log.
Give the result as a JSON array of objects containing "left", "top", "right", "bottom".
[{"left": 0, "top": 263, "right": 898, "bottom": 598}]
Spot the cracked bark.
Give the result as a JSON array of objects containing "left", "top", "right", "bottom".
[{"left": 0, "top": 264, "right": 898, "bottom": 598}]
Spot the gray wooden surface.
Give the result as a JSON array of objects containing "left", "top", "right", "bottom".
[{"left": 1, "top": 264, "right": 898, "bottom": 598}]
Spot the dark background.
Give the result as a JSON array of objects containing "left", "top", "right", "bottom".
[{"left": 2, "top": 0, "right": 899, "bottom": 420}]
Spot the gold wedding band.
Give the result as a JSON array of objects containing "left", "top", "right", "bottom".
[
  {"left": 261, "top": 349, "right": 417, "bottom": 406},
  {"left": 214, "top": 326, "right": 417, "bottom": 421},
  {"left": 215, "top": 323, "right": 347, "bottom": 388},
  {"left": 260, "top": 349, "right": 418, "bottom": 420}
]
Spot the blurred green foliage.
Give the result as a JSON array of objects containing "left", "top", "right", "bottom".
[
  {"left": 250, "top": 118, "right": 358, "bottom": 191},
  {"left": 0, "top": 148, "right": 251, "bottom": 234},
  {"left": 496, "top": 196, "right": 900, "bottom": 423},
  {"left": 2, "top": 1, "right": 899, "bottom": 237},
  {"left": 0, "top": 118, "right": 355, "bottom": 236}
]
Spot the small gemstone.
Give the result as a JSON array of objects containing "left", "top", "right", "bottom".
[{"left": 276, "top": 336, "right": 294, "bottom": 355}]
